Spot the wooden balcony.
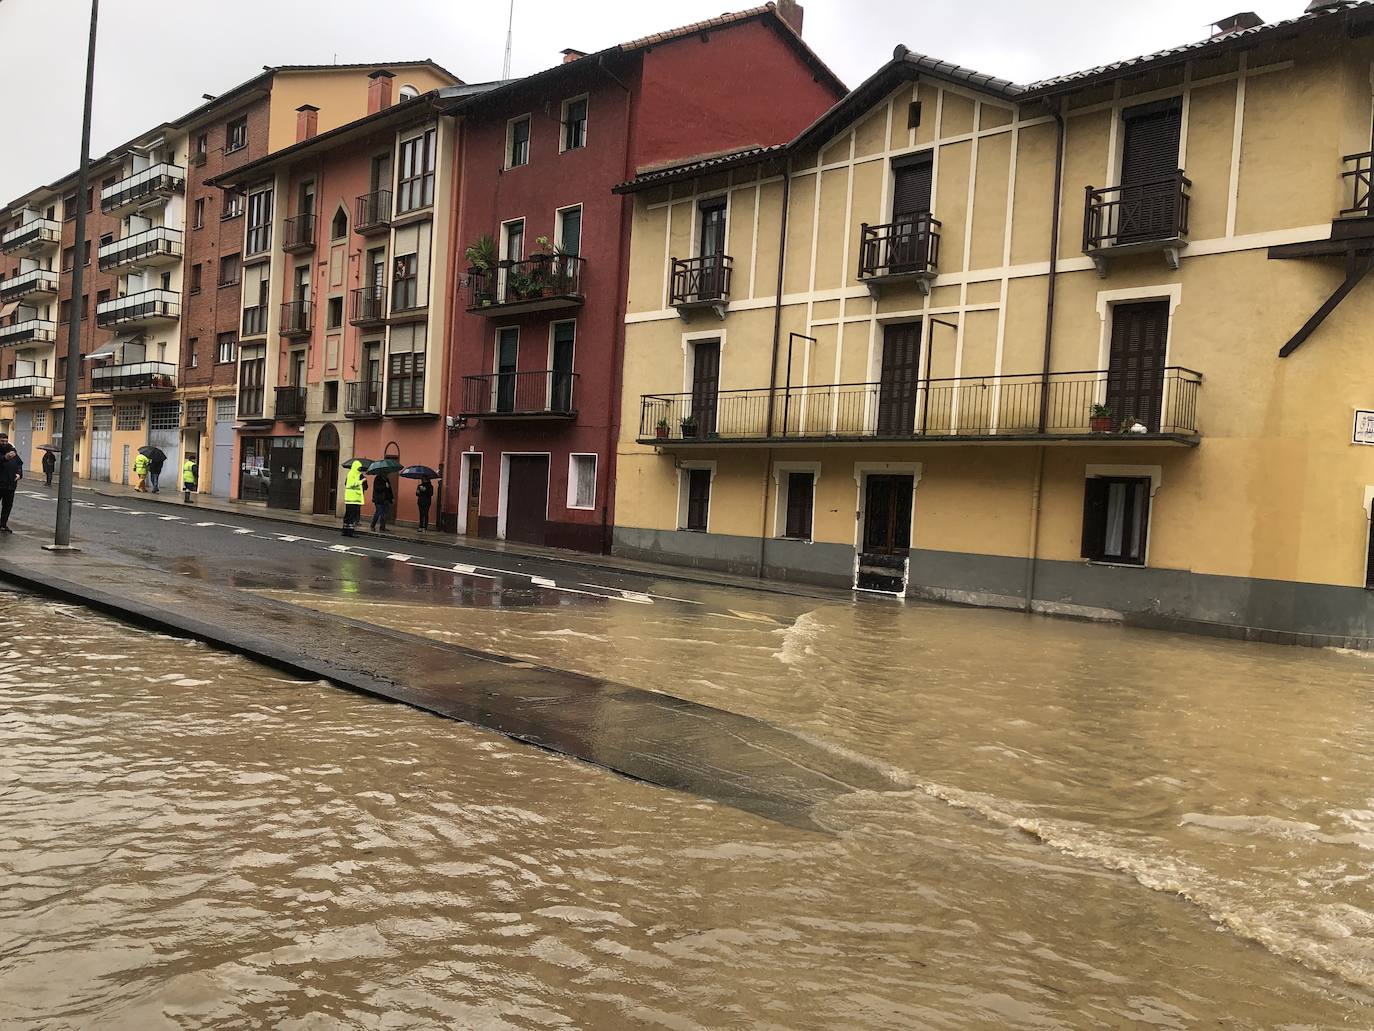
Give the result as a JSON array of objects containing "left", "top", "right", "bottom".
[
  {"left": 857, "top": 215, "right": 941, "bottom": 295},
  {"left": 465, "top": 255, "right": 586, "bottom": 316},
  {"left": 670, "top": 255, "right": 732, "bottom": 318},
  {"left": 1083, "top": 171, "right": 1190, "bottom": 274},
  {"left": 460, "top": 370, "right": 578, "bottom": 419}
]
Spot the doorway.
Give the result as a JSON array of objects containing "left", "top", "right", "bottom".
[
  {"left": 312, "top": 423, "right": 339, "bottom": 515},
  {"left": 1106, "top": 300, "right": 1169, "bottom": 432},
  {"left": 267, "top": 439, "right": 303, "bottom": 510},
  {"left": 690, "top": 340, "right": 720, "bottom": 436},
  {"left": 876, "top": 323, "right": 922, "bottom": 436},
  {"left": 503, "top": 454, "right": 549, "bottom": 546},
  {"left": 89, "top": 406, "right": 113, "bottom": 482},
  {"left": 464, "top": 452, "right": 482, "bottom": 535},
  {"left": 212, "top": 397, "right": 235, "bottom": 497},
  {"left": 857, "top": 473, "right": 914, "bottom": 594}
]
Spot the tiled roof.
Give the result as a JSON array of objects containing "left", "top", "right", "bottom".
[
  {"left": 619, "top": 4, "right": 773, "bottom": 51},
  {"left": 896, "top": 49, "right": 1024, "bottom": 99},
  {"left": 614, "top": 145, "right": 786, "bottom": 193}
]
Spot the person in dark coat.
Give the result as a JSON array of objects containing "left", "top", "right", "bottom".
[
  {"left": 369, "top": 473, "right": 394, "bottom": 532},
  {"left": 0, "top": 435, "right": 23, "bottom": 533},
  {"left": 41, "top": 449, "right": 56, "bottom": 487},
  {"left": 415, "top": 477, "right": 434, "bottom": 532},
  {"left": 148, "top": 450, "right": 165, "bottom": 493}
]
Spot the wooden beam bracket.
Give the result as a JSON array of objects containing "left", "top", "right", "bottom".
[{"left": 1278, "top": 249, "right": 1374, "bottom": 358}]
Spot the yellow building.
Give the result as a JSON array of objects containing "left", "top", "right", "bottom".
[{"left": 613, "top": 4, "right": 1374, "bottom": 645}]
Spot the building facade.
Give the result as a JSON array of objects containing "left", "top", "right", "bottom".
[{"left": 614, "top": 3, "right": 1374, "bottom": 644}]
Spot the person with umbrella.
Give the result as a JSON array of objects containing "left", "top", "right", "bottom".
[
  {"left": 133, "top": 449, "right": 151, "bottom": 493},
  {"left": 41, "top": 447, "right": 56, "bottom": 487},
  {"left": 369, "top": 466, "right": 395, "bottom": 533},
  {"left": 148, "top": 448, "right": 166, "bottom": 494},
  {"left": 342, "top": 459, "right": 368, "bottom": 537},
  {"left": 401, "top": 465, "right": 439, "bottom": 532}
]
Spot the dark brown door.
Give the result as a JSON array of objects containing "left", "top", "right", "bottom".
[
  {"left": 889, "top": 156, "right": 933, "bottom": 271},
  {"left": 504, "top": 455, "right": 549, "bottom": 546},
  {"left": 863, "top": 475, "right": 914, "bottom": 555},
  {"left": 312, "top": 424, "right": 339, "bottom": 515},
  {"left": 876, "top": 323, "right": 922, "bottom": 436},
  {"left": 465, "top": 454, "right": 482, "bottom": 536},
  {"left": 1106, "top": 300, "right": 1169, "bottom": 432},
  {"left": 1118, "top": 99, "right": 1182, "bottom": 243},
  {"left": 698, "top": 201, "right": 727, "bottom": 299},
  {"left": 690, "top": 341, "right": 720, "bottom": 436}
]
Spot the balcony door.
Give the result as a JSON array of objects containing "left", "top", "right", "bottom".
[
  {"left": 876, "top": 322, "right": 922, "bottom": 436},
  {"left": 697, "top": 200, "right": 727, "bottom": 301},
  {"left": 690, "top": 339, "right": 719, "bottom": 436},
  {"left": 1117, "top": 99, "right": 1182, "bottom": 244},
  {"left": 291, "top": 351, "right": 305, "bottom": 388},
  {"left": 1106, "top": 300, "right": 1169, "bottom": 433},
  {"left": 495, "top": 327, "right": 518, "bottom": 413},
  {"left": 294, "top": 265, "right": 310, "bottom": 303},
  {"left": 363, "top": 342, "right": 381, "bottom": 410},
  {"left": 888, "top": 155, "right": 933, "bottom": 272},
  {"left": 550, "top": 321, "right": 575, "bottom": 413}
]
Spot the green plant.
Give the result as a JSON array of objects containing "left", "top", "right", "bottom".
[
  {"left": 656, "top": 418, "right": 671, "bottom": 432},
  {"left": 1090, "top": 403, "right": 1113, "bottom": 419},
  {"left": 680, "top": 415, "right": 699, "bottom": 436},
  {"left": 464, "top": 233, "right": 497, "bottom": 271}
]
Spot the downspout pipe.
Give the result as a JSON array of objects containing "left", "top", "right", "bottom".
[
  {"left": 759, "top": 158, "right": 793, "bottom": 577},
  {"left": 600, "top": 53, "right": 634, "bottom": 555}
]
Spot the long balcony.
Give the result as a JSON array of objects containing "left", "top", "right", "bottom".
[
  {"left": 281, "top": 299, "right": 312, "bottom": 338},
  {"left": 637, "top": 368, "right": 1202, "bottom": 447},
  {"left": 275, "top": 385, "right": 307, "bottom": 422},
  {"left": 1083, "top": 171, "right": 1191, "bottom": 272},
  {"left": 355, "top": 190, "right": 392, "bottom": 234},
  {"left": 96, "top": 289, "right": 180, "bottom": 329},
  {"left": 1, "top": 219, "right": 61, "bottom": 255},
  {"left": 98, "top": 226, "right": 183, "bottom": 272},
  {"left": 0, "top": 319, "right": 57, "bottom": 345},
  {"left": 241, "top": 304, "right": 268, "bottom": 338},
  {"left": 344, "top": 379, "right": 383, "bottom": 419},
  {"left": 349, "top": 285, "right": 387, "bottom": 326},
  {"left": 91, "top": 361, "right": 177, "bottom": 393},
  {"left": 460, "top": 370, "right": 578, "bottom": 419},
  {"left": 858, "top": 215, "right": 941, "bottom": 294},
  {"left": 100, "top": 163, "right": 186, "bottom": 216},
  {"left": 0, "top": 268, "right": 59, "bottom": 304},
  {"left": 466, "top": 255, "right": 586, "bottom": 316},
  {"left": 0, "top": 375, "right": 53, "bottom": 400},
  {"left": 282, "top": 214, "right": 316, "bottom": 254},
  {"left": 670, "top": 255, "right": 732, "bottom": 317}
]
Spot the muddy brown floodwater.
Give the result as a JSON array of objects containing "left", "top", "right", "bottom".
[{"left": 6, "top": 581, "right": 1374, "bottom": 1029}]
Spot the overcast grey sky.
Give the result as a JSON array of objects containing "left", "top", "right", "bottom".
[{"left": 0, "top": 0, "right": 1309, "bottom": 202}]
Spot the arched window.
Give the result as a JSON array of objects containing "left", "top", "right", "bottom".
[
  {"left": 398, "top": 84, "right": 420, "bottom": 101},
  {"left": 331, "top": 207, "right": 348, "bottom": 240}
]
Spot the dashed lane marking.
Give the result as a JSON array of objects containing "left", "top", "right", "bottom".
[{"left": 386, "top": 554, "right": 413, "bottom": 562}]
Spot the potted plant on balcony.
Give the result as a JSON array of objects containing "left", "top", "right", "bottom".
[
  {"left": 655, "top": 418, "right": 670, "bottom": 439},
  {"left": 464, "top": 234, "right": 497, "bottom": 307},
  {"left": 1089, "top": 403, "right": 1115, "bottom": 433},
  {"left": 679, "top": 414, "right": 699, "bottom": 439}
]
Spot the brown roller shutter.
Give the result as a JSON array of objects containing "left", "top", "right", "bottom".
[
  {"left": 1121, "top": 100, "right": 1182, "bottom": 185},
  {"left": 891, "top": 156, "right": 933, "bottom": 219}
]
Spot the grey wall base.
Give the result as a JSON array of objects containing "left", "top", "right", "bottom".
[{"left": 613, "top": 525, "right": 1374, "bottom": 650}]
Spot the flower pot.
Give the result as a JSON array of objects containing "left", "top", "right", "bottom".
[
  {"left": 655, "top": 427, "right": 668, "bottom": 439},
  {"left": 1090, "top": 416, "right": 1114, "bottom": 433}
]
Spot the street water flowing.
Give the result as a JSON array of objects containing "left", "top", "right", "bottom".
[{"left": 7, "top": 573, "right": 1374, "bottom": 1027}]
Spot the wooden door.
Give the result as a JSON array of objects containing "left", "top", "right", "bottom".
[
  {"left": 888, "top": 157, "right": 933, "bottom": 271},
  {"left": 1106, "top": 300, "right": 1169, "bottom": 432},
  {"left": 313, "top": 424, "right": 339, "bottom": 515},
  {"left": 690, "top": 341, "right": 720, "bottom": 436},
  {"left": 876, "top": 323, "right": 922, "bottom": 436},
  {"left": 1118, "top": 100, "right": 1182, "bottom": 243},
  {"left": 698, "top": 201, "right": 727, "bottom": 299},
  {"left": 863, "top": 474, "right": 914, "bottom": 556},
  {"left": 465, "top": 453, "right": 482, "bottom": 535},
  {"left": 504, "top": 455, "right": 549, "bottom": 546}
]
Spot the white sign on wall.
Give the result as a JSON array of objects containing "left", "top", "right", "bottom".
[{"left": 1354, "top": 410, "right": 1374, "bottom": 445}]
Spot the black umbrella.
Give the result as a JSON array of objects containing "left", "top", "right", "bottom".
[
  {"left": 341, "top": 457, "right": 375, "bottom": 470},
  {"left": 399, "top": 465, "right": 439, "bottom": 480},
  {"left": 138, "top": 445, "right": 167, "bottom": 462},
  {"left": 37, "top": 444, "right": 61, "bottom": 453}
]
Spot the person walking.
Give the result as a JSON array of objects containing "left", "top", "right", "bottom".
[
  {"left": 41, "top": 449, "right": 55, "bottom": 487},
  {"left": 415, "top": 477, "right": 433, "bottom": 532},
  {"left": 369, "top": 472, "right": 394, "bottom": 533},
  {"left": 148, "top": 450, "right": 165, "bottom": 494},
  {"left": 132, "top": 451, "right": 151, "bottom": 492},
  {"left": 0, "top": 436, "right": 23, "bottom": 533},
  {"left": 182, "top": 454, "right": 198, "bottom": 503},
  {"left": 342, "top": 460, "right": 366, "bottom": 537}
]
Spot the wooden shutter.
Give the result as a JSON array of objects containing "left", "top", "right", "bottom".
[
  {"left": 785, "top": 472, "right": 814, "bottom": 540},
  {"left": 1081, "top": 478, "right": 1110, "bottom": 560},
  {"left": 1106, "top": 300, "right": 1169, "bottom": 431},
  {"left": 687, "top": 469, "right": 711, "bottom": 531},
  {"left": 891, "top": 157, "right": 933, "bottom": 219},
  {"left": 691, "top": 341, "right": 720, "bottom": 435},
  {"left": 1120, "top": 100, "right": 1182, "bottom": 184},
  {"left": 877, "top": 323, "right": 922, "bottom": 436}
]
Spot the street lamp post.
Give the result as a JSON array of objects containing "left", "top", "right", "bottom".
[{"left": 49, "top": 0, "right": 99, "bottom": 552}]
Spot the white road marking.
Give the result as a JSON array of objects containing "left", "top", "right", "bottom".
[
  {"left": 193, "top": 522, "right": 221, "bottom": 528},
  {"left": 328, "top": 544, "right": 352, "bottom": 553},
  {"left": 531, "top": 576, "right": 557, "bottom": 588},
  {"left": 386, "top": 553, "right": 412, "bottom": 562},
  {"left": 232, "top": 528, "right": 255, "bottom": 535},
  {"left": 158, "top": 515, "right": 184, "bottom": 521},
  {"left": 572, "top": 585, "right": 654, "bottom": 605},
  {"left": 450, "top": 563, "right": 499, "bottom": 580}
]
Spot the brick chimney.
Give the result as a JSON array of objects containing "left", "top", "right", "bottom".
[
  {"left": 775, "top": 0, "right": 803, "bottom": 34},
  {"left": 367, "top": 70, "right": 395, "bottom": 114},
  {"left": 296, "top": 104, "right": 319, "bottom": 142},
  {"left": 561, "top": 48, "right": 587, "bottom": 65}
]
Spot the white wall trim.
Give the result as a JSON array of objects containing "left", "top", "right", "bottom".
[
  {"left": 676, "top": 459, "right": 717, "bottom": 532},
  {"left": 771, "top": 460, "right": 821, "bottom": 539}
]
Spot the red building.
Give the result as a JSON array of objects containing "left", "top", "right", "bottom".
[{"left": 439, "top": 1, "right": 844, "bottom": 549}]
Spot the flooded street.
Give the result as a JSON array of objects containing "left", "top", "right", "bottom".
[{"left": 6, "top": 579, "right": 1374, "bottom": 1027}]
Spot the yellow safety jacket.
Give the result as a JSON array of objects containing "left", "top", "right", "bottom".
[
  {"left": 182, "top": 458, "right": 196, "bottom": 486},
  {"left": 344, "top": 461, "right": 366, "bottom": 505},
  {"left": 133, "top": 454, "right": 150, "bottom": 476}
]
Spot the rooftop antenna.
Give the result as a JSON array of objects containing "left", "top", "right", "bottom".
[{"left": 502, "top": 0, "right": 514, "bottom": 79}]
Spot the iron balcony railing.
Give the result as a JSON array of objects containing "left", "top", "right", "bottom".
[
  {"left": 275, "top": 385, "right": 307, "bottom": 422},
  {"left": 0, "top": 320, "right": 57, "bottom": 345},
  {"left": 95, "top": 289, "right": 180, "bottom": 328},
  {"left": 241, "top": 304, "right": 268, "bottom": 337},
  {"left": 1, "top": 218, "right": 61, "bottom": 254},
  {"left": 91, "top": 361, "right": 177, "bottom": 393},
  {"left": 0, "top": 268, "right": 59, "bottom": 303},
  {"left": 345, "top": 379, "right": 383, "bottom": 419},
  {"left": 355, "top": 190, "right": 392, "bottom": 233},
  {"left": 670, "top": 254, "right": 732, "bottom": 308},
  {"left": 638, "top": 368, "right": 1202, "bottom": 443},
  {"left": 460, "top": 370, "right": 578, "bottom": 417},
  {"left": 1342, "top": 151, "right": 1373, "bottom": 218},
  {"left": 282, "top": 213, "right": 316, "bottom": 253},
  {"left": 466, "top": 255, "right": 586, "bottom": 312},
  {"left": 349, "top": 285, "right": 387, "bottom": 325},
  {"left": 0, "top": 375, "right": 53, "bottom": 400},
  {"left": 281, "top": 299, "right": 312, "bottom": 337},
  {"left": 100, "top": 162, "right": 186, "bottom": 213},
  {"left": 1084, "top": 171, "right": 1191, "bottom": 251},
  {"left": 97, "top": 225, "right": 183, "bottom": 271},
  {"left": 858, "top": 215, "right": 942, "bottom": 281}
]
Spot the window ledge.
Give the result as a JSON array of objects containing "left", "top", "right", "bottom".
[{"left": 1085, "top": 559, "right": 1147, "bottom": 569}]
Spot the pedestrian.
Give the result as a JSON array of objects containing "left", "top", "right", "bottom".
[
  {"left": 342, "top": 460, "right": 366, "bottom": 537},
  {"left": 0, "top": 435, "right": 22, "bottom": 533},
  {"left": 41, "top": 449, "right": 55, "bottom": 487},
  {"left": 370, "top": 472, "right": 394, "bottom": 533},
  {"left": 132, "top": 451, "right": 150, "bottom": 492},
  {"left": 415, "top": 477, "right": 433, "bottom": 532},
  {"left": 148, "top": 450, "right": 165, "bottom": 494},
  {"left": 182, "top": 454, "right": 198, "bottom": 503}
]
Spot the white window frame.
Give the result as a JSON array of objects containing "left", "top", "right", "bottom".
[
  {"left": 554, "top": 203, "right": 583, "bottom": 255},
  {"left": 567, "top": 452, "right": 597, "bottom": 511},
  {"left": 677, "top": 460, "right": 717, "bottom": 533},
  {"left": 560, "top": 94, "right": 589, "bottom": 153},
  {"left": 772, "top": 461, "right": 821, "bottom": 541},
  {"left": 505, "top": 114, "right": 532, "bottom": 169}
]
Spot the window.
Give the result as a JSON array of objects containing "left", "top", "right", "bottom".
[
  {"left": 398, "top": 83, "right": 420, "bottom": 101},
  {"left": 59, "top": 299, "right": 72, "bottom": 324},
  {"left": 568, "top": 454, "right": 596, "bottom": 510},
  {"left": 115, "top": 404, "right": 141, "bottom": 431},
  {"left": 557, "top": 205, "right": 582, "bottom": 257},
  {"left": 495, "top": 327, "right": 518, "bottom": 412},
  {"left": 387, "top": 324, "right": 426, "bottom": 411},
  {"left": 185, "top": 338, "right": 198, "bottom": 368},
  {"left": 246, "top": 187, "right": 272, "bottom": 255},
  {"left": 1081, "top": 476, "right": 1152, "bottom": 565},
  {"left": 61, "top": 246, "right": 74, "bottom": 272},
  {"left": 507, "top": 115, "right": 531, "bottom": 168},
  {"left": 392, "top": 253, "right": 419, "bottom": 310},
  {"left": 238, "top": 344, "right": 265, "bottom": 416},
  {"left": 80, "top": 293, "right": 88, "bottom": 321},
  {"left": 551, "top": 320, "right": 575, "bottom": 411},
  {"left": 327, "top": 296, "right": 343, "bottom": 329},
  {"left": 218, "top": 253, "right": 241, "bottom": 287},
  {"left": 190, "top": 264, "right": 203, "bottom": 294},
  {"left": 684, "top": 468, "right": 712, "bottom": 532},
  {"left": 782, "top": 471, "right": 815, "bottom": 541},
  {"left": 222, "top": 192, "right": 244, "bottom": 220},
  {"left": 331, "top": 208, "right": 348, "bottom": 240},
  {"left": 186, "top": 398, "right": 208, "bottom": 427},
  {"left": 63, "top": 193, "right": 77, "bottom": 221},
  {"left": 323, "top": 381, "right": 339, "bottom": 413},
  {"left": 34, "top": 410, "right": 46, "bottom": 432},
  {"left": 86, "top": 187, "right": 93, "bottom": 213},
  {"left": 193, "top": 198, "right": 206, "bottom": 229},
  {"left": 195, "top": 133, "right": 208, "bottom": 159},
  {"left": 83, "top": 240, "right": 91, "bottom": 266},
  {"left": 216, "top": 332, "right": 237, "bottom": 364},
  {"left": 562, "top": 96, "right": 588, "bottom": 152},
  {"left": 396, "top": 128, "right": 436, "bottom": 212},
  {"left": 225, "top": 116, "right": 248, "bottom": 154}
]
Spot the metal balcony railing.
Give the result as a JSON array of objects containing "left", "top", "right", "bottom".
[
  {"left": 349, "top": 285, "right": 386, "bottom": 325},
  {"left": 100, "top": 163, "right": 186, "bottom": 213},
  {"left": 670, "top": 255, "right": 732, "bottom": 309},
  {"left": 282, "top": 213, "right": 316, "bottom": 252},
  {"left": 460, "top": 370, "right": 578, "bottom": 417},
  {"left": 0, "top": 375, "right": 53, "bottom": 400},
  {"left": 91, "top": 361, "right": 177, "bottom": 392},
  {"left": 97, "top": 225, "right": 183, "bottom": 271},
  {"left": 0, "top": 268, "right": 59, "bottom": 303},
  {"left": 281, "top": 299, "right": 312, "bottom": 337},
  {"left": 344, "top": 379, "right": 383, "bottom": 419},
  {"left": 241, "top": 304, "right": 268, "bottom": 337},
  {"left": 0, "top": 320, "right": 57, "bottom": 345},
  {"left": 275, "top": 385, "right": 307, "bottom": 421},
  {"left": 1342, "top": 151, "right": 1373, "bottom": 218},
  {"left": 466, "top": 255, "right": 586, "bottom": 313},
  {"left": 1, "top": 218, "right": 61, "bottom": 254},
  {"left": 858, "top": 215, "right": 942, "bottom": 281},
  {"left": 1084, "top": 171, "right": 1191, "bottom": 252},
  {"left": 638, "top": 368, "right": 1203, "bottom": 443},
  {"left": 355, "top": 190, "right": 392, "bottom": 233},
  {"left": 95, "top": 289, "right": 180, "bottom": 328}
]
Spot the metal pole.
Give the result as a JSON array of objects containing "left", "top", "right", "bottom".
[{"left": 51, "top": 0, "right": 99, "bottom": 551}]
